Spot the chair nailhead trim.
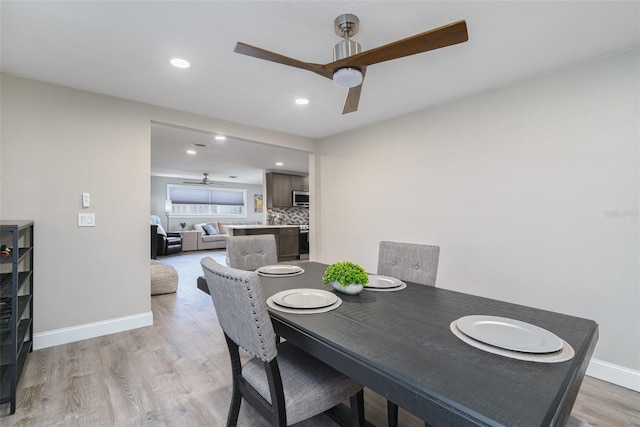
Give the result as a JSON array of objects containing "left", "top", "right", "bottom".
[{"left": 206, "top": 264, "right": 272, "bottom": 360}]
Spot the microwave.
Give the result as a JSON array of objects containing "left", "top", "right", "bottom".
[{"left": 292, "top": 191, "right": 309, "bottom": 207}]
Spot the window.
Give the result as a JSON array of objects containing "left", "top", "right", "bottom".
[{"left": 167, "top": 184, "right": 247, "bottom": 218}]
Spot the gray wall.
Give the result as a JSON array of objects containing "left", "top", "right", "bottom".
[
  {"left": 317, "top": 48, "right": 639, "bottom": 387},
  {"left": 1, "top": 75, "right": 152, "bottom": 337}
]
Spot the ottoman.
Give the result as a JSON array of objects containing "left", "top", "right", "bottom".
[{"left": 150, "top": 260, "right": 178, "bottom": 295}]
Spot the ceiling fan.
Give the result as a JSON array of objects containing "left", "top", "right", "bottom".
[
  {"left": 234, "top": 14, "right": 468, "bottom": 114},
  {"left": 183, "top": 173, "right": 223, "bottom": 186}
]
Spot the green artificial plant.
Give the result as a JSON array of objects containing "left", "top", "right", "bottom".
[
  {"left": 179, "top": 222, "right": 187, "bottom": 230},
  {"left": 322, "top": 261, "right": 369, "bottom": 287}
]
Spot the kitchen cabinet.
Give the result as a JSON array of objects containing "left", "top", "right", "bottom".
[
  {"left": 266, "top": 172, "right": 309, "bottom": 207},
  {"left": 229, "top": 226, "right": 300, "bottom": 261},
  {"left": 0, "top": 221, "right": 34, "bottom": 414},
  {"left": 278, "top": 227, "right": 300, "bottom": 259},
  {"left": 291, "top": 175, "right": 309, "bottom": 192},
  {"left": 266, "top": 173, "right": 292, "bottom": 207}
]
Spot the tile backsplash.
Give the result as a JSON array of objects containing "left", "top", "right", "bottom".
[{"left": 267, "top": 207, "right": 309, "bottom": 225}]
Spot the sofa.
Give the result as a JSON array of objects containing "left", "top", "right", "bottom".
[{"left": 193, "top": 221, "right": 262, "bottom": 250}]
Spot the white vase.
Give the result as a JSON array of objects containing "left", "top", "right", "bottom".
[{"left": 330, "top": 281, "right": 363, "bottom": 295}]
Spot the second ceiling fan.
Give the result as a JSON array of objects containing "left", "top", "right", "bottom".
[
  {"left": 183, "top": 173, "right": 223, "bottom": 186},
  {"left": 234, "top": 14, "right": 468, "bottom": 114}
]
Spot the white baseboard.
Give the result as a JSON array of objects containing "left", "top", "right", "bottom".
[
  {"left": 33, "top": 311, "right": 153, "bottom": 350},
  {"left": 587, "top": 358, "right": 640, "bottom": 392}
]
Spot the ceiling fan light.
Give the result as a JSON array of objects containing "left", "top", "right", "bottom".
[{"left": 333, "top": 67, "right": 363, "bottom": 88}]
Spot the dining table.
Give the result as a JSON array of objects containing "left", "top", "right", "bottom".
[{"left": 200, "top": 261, "right": 598, "bottom": 426}]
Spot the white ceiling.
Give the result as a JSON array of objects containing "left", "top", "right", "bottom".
[
  {"left": 2, "top": 1, "right": 638, "bottom": 183},
  {"left": 151, "top": 121, "right": 310, "bottom": 185}
]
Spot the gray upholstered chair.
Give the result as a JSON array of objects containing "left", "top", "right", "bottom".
[
  {"left": 200, "top": 257, "right": 365, "bottom": 427},
  {"left": 377, "top": 241, "right": 440, "bottom": 287},
  {"left": 377, "top": 241, "right": 440, "bottom": 427},
  {"left": 227, "top": 234, "right": 278, "bottom": 271}
]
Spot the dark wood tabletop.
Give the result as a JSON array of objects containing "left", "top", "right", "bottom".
[{"left": 258, "top": 262, "right": 598, "bottom": 427}]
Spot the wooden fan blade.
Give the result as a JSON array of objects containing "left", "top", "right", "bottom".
[
  {"left": 234, "top": 42, "right": 332, "bottom": 79},
  {"left": 342, "top": 67, "right": 367, "bottom": 114},
  {"left": 330, "top": 20, "right": 468, "bottom": 71}
]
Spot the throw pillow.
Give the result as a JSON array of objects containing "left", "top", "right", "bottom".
[
  {"left": 203, "top": 224, "right": 218, "bottom": 235},
  {"left": 194, "top": 223, "right": 206, "bottom": 233}
]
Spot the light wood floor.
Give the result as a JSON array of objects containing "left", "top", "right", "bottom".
[{"left": 1, "top": 250, "right": 638, "bottom": 426}]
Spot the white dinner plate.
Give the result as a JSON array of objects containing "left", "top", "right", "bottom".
[
  {"left": 271, "top": 288, "right": 338, "bottom": 309},
  {"left": 367, "top": 274, "right": 404, "bottom": 289},
  {"left": 256, "top": 265, "right": 304, "bottom": 276},
  {"left": 456, "top": 315, "right": 563, "bottom": 354}
]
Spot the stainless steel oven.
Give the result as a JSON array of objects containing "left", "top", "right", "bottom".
[{"left": 298, "top": 225, "right": 309, "bottom": 259}]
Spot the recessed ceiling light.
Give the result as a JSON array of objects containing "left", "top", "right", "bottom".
[
  {"left": 276, "top": 162, "right": 284, "bottom": 166},
  {"left": 215, "top": 135, "right": 226, "bottom": 141},
  {"left": 186, "top": 150, "right": 196, "bottom": 155},
  {"left": 295, "top": 98, "right": 309, "bottom": 105},
  {"left": 170, "top": 58, "right": 191, "bottom": 69}
]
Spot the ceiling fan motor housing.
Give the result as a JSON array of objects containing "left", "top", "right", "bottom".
[
  {"left": 333, "top": 13, "right": 361, "bottom": 61},
  {"left": 333, "top": 39, "right": 361, "bottom": 61}
]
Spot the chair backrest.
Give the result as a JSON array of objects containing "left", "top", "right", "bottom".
[
  {"left": 377, "top": 241, "right": 440, "bottom": 286},
  {"left": 227, "top": 234, "right": 278, "bottom": 271},
  {"left": 201, "top": 257, "right": 277, "bottom": 362}
]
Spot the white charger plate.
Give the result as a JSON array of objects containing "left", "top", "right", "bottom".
[
  {"left": 257, "top": 265, "right": 304, "bottom": 277},
  {"left": 364, "top": 282, "right": 407, "bottom": 292},
  {"left": 267, "top": 296, "right": 342, "bottom": 314},
  {"left": 271, "top": 288, "right": 338, "bottom": 309},
  {"left": 366, "top": 274, "right": 404, "bottom": 289},
  {"left": 450, "top": 321, "right": 574, "bottom": 363},
  {"left": 456, "top": 315, "right": 563, "bottom": 353}
]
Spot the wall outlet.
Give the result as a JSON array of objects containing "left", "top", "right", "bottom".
[{"left": 82, "top": 192, "right": 90, "bottom": 208}]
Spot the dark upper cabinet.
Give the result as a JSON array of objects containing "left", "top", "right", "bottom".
[
  {"left": 267, "top": 172, "right": 309, "bottom": 207},
  {"left": 293, "top": 175, "right": 309, "bottom": 192}
]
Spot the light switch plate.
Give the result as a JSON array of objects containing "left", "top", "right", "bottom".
[{"left": 78, "top": 213, "right": 95, "bottom": 227}]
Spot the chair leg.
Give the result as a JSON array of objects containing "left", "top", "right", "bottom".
[
  {"left": 224, "top": 334, "right": 243, "bottom": 427},
  {"left": 387, "top": 400, "right": 398, "bottom": 427},
  {"left": 350, "top": 390, "right": 365, "bottom": 427},
  {"left": 226, "top": 383, "right": 242, "bottom": 427}
]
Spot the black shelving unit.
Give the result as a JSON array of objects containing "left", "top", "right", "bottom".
[{"left": 0, "top": 221, "right": 34, "bottom": 415}]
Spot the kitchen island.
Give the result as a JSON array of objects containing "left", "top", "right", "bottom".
[{"left": 226, "top": 225, "right": 300, "bottom": 261}]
